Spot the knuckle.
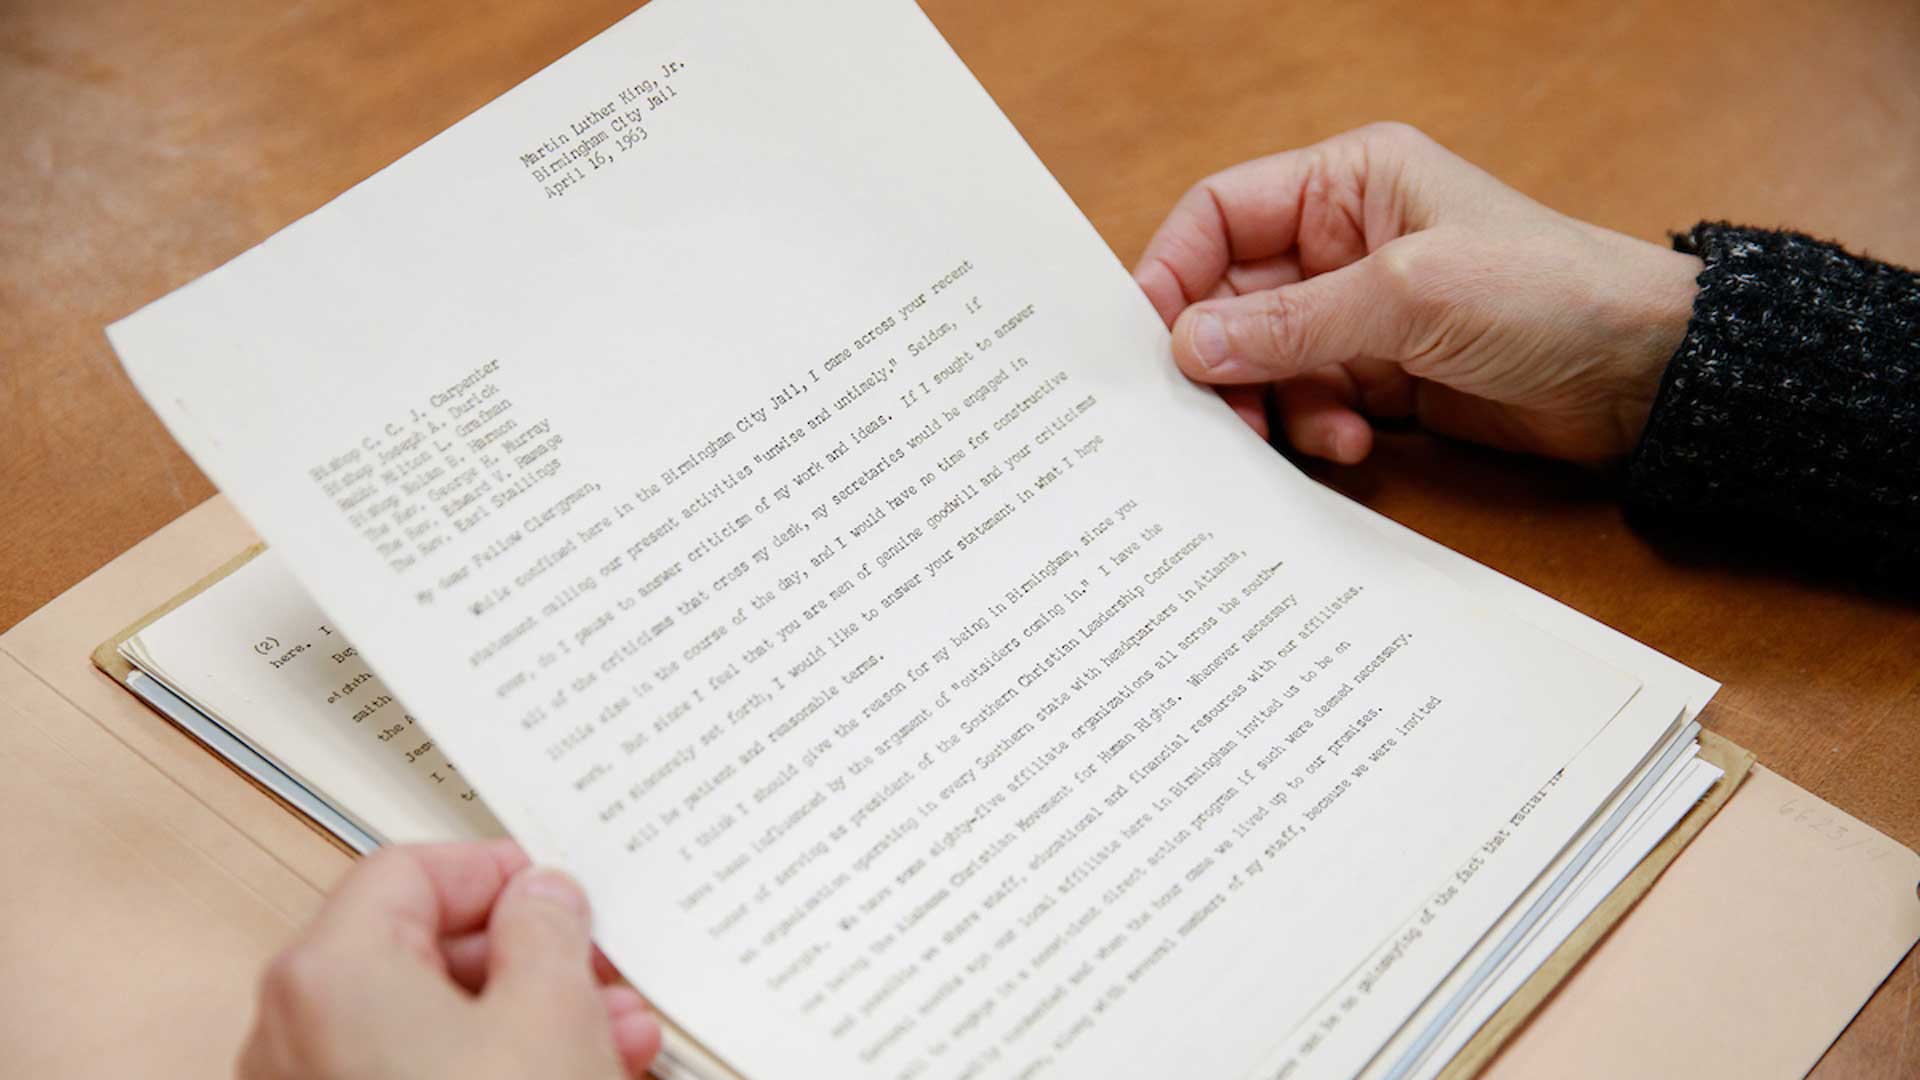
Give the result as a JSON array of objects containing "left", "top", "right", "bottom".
[
  {"left": 1367, "top": 238, "right": 1474, "bottom": 367},
  {"left": 1369, "top": 237, "right": 1458, "bottom": 315},
  {"left": 252, "top": 947, "right": 343, "bottom": 1074},
  {"left": 260, "top": 944, "right": 335, "bottom": 1016},
  {"left": 1254, "top": 289, "right": 1309, "bottom": 361},
  {"left": 1176, "top": 178, "right": 1222, "bottom": 225},
  {"left": 1363, "top": 120, "right": 1434, "bottom": 153},
  {"left": 1369, "top": 242, "right": 1425, "bottom": 302},
  {"left": 1368, "top": 244, "right": 1444, "bottom": 356}
]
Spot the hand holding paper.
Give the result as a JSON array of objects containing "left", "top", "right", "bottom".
[
  {"left": 1133, "top": 122, "right": 1702, "bottom": 464},
  {"left": 239, "top": 841, "right": 661, "bottom": 1080}
]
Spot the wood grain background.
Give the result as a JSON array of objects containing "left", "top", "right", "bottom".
[{"left": 4, "top": 0, "right": 1916, "bottom": 1072}]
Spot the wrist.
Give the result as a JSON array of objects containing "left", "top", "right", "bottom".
[{"left": 1600, "top": 234, "right": 1702, "bottom": 455}]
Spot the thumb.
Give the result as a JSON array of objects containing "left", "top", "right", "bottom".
[
  {"left": 483, "top": 868, "right": 603, "bottom": 1020},
  {"left": 1170, "top": 253, "right": 1413, "bottom": 384}
]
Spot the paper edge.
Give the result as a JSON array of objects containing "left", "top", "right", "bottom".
[{"left": 1434, "top": 731, "right": 1757, "bottom": 1080}]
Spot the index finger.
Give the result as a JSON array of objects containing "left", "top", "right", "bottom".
[
  {"left": 312, "top": 839, "right": 532, "bottom": 946},
  {"left": 1132, "top": 125, "right": 1408, "bottom": 327},
  {"left": 1133, "top": 156, "right": 1305, "bottom": 325}
]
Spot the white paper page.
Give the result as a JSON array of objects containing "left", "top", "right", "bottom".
[
  {"left": 1250, "top": 712, "right": 1689, "bottom": 1079},
  {"left": 1329, "top": 724, "right": 1706, "bottom": 1080},
  {"left": 1292, "top": 494, "right": 1722, "bottom": 1078},
  {"left": 122, "top": 551, "right": 504, "bottom": 845},
  {"left": 118, "top": 504, "right": 1682, "bottom": 1080},
  {"left": 110, "top": 2, "right": 1638, "bottom": 1078},
  {"left": 117, "top": 493, "right": 1700, "bottom": 1076},
  {"left": 1333, "top": 498, "right": 1716, "bottom": 718}
]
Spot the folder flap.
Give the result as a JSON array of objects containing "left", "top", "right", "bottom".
[
  {"left": 0, "top": 649, "right": 314, "bottom": 1075},
  {"left": 90, "top": 541, "right": 266, "bottom": 681},
  {"left": 1435, "top": 730, "right": 1753, "bottom": 1078},
  {"left": 1484, "top": 763, "right": 1920, "bottom": 1079},
  {"left": 1, "top": 497, "right": 350, "bottom": 895}
]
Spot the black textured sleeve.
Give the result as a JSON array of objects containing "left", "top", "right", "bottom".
[{"left": 1626, "top": 222, "right": 1920, "bottom": 580}]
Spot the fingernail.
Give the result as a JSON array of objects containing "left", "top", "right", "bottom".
[
  {"left": 520, "top": 869, "right": 589, "bottom": 916},
  {"left": 1189, "top": 312, "right": 1231, "bottom": 372}
]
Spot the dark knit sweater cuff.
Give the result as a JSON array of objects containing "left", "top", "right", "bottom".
[{"left": 1626, "top": 222, "right": 1920, "bottom": 578}]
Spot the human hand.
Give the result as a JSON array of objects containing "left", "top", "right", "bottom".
[
  {"left": 238, "top": 840, "right": 661, "bottom": 1080},
  {"left": 1133, "top": 122, "right": 1703, "bottom": 464}
]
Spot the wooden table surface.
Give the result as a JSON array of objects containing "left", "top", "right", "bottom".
[{"left": 5, "top": 0, "right": 1917, "bottom": 1073}]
